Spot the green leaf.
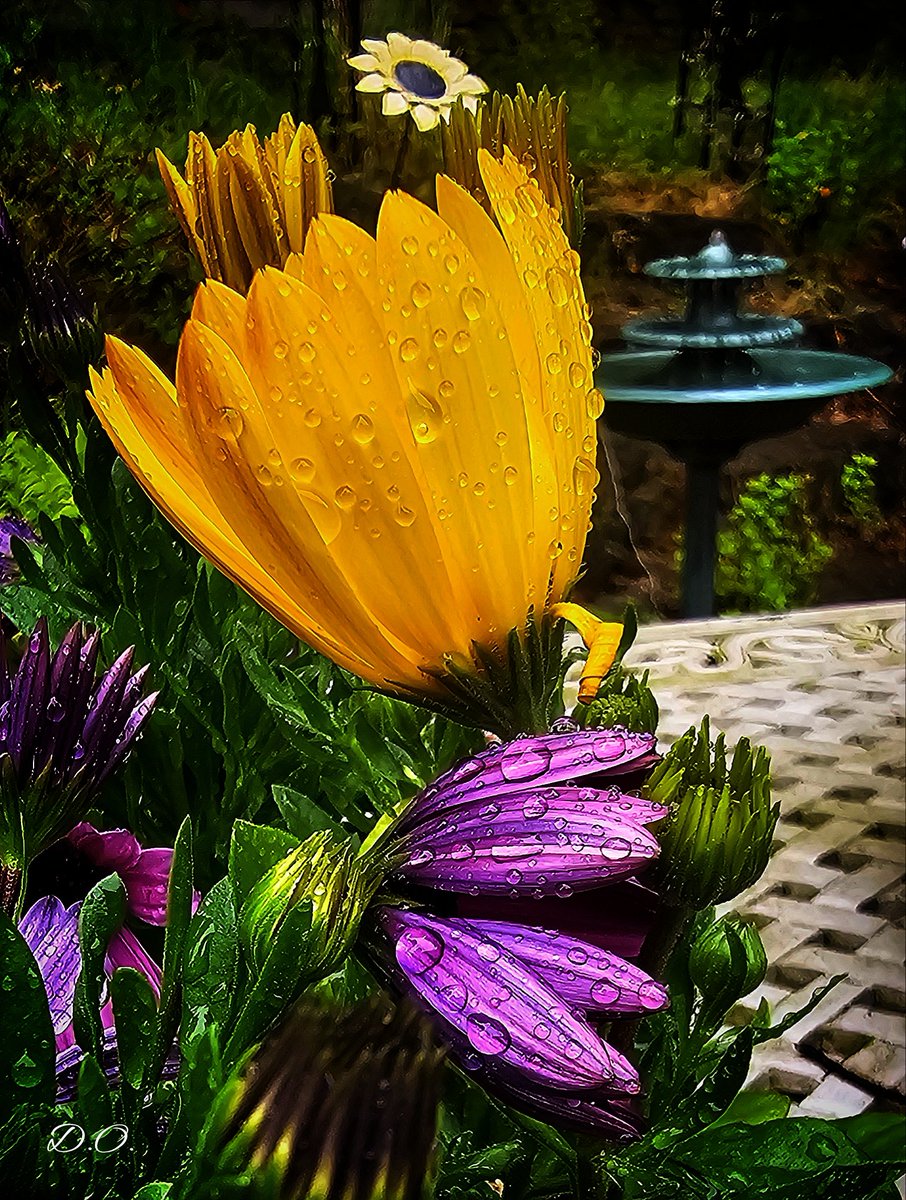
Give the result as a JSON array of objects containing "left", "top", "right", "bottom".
[
  {"left": 0, "top": 912, "right": 55, "bottom": 1111},
  {"left": 752, "top": 975, "right": 846, "bottom": 1043},
  {"left": 223, "top": 903, "right": 314, "bottom": 1067},
  {"left": 181, "top": 877, "right": 239, "bottom": 1050},
  {"left": 272, "top": 785, "right": 347, "bottom": 843},
  {"left": 836, "top": 1113, "right": 906, "bottom": 1164},
  {"left": 672, "top": 1115, "right": 906, "bottom": 1196},
  {"left": 151, "top": 816, "right": 194, "bottom": 1085},
  {"left": 651, "top": 1028, "right": 755, "bottom": 1148},
  {"left": 713, "top": 1089, "right": 792, "bottom": 1126},
  {"left": 133, "top": 1186, "right": 172, "bottom": 1199},
  {"left": 228, "top": 820, "right": 298, "bottom": 906},
  {"left": 111, "top": 967, "right": 159, "bottom": 1090},
  {"left": 73, "top": 873, "right": 127, "bottom": 1061}
]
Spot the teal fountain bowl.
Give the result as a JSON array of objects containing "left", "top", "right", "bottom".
[{"left": 595, "top": 232, "right": 894, "bottom": 618}]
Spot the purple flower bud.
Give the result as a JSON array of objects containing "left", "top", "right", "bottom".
[
  {"left": 0, "top": 620, "right": 158, "bottom": 864},
  {"left": 378, "top": 907, "right": 639, "bottom": 1094},
  {"left": 392, "top": 729, "right": 666, "bottom": 898}
]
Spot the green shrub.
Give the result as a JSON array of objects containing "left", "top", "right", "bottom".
[
  {"left": 715, "top": 472, "right": 833, "bottom": 612},
  {"left": 841, "top": 452, "right": 883, "bottom": 530}
]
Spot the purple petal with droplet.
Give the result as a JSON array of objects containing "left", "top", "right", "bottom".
[
  {"left": 18, "top": 895, "right": 82, "bottom": 1042},
  {"left": 67, "top": 822, "right": 141, "bottom": 873},
  {"left": 119, "top": 846, "right": 172, "bottom": 925},
  {"left": 395, "top": 790, "right": 662, "bottom": 895},
  {"left": 462, "top": 920, "right": 669, "bottom": 1016},
  {"left": 401, "top": 730, "right": 658, "bottom": 829},
  {"left": 484, "top": 1070, "right": 645, "bottom": 1139},
  {"left": 377, "top": 906, "right": 638, "bottom": 1093},
  {"left": 455, "top": 879, "right": 661, "bottom": 962}
]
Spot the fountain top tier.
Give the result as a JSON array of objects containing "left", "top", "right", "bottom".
[
  {"left": 644, "top": 229, "right": 786, "bottom": 280},
  {"left": 623, "top": 229, "right": 801, "bottom": 350}
]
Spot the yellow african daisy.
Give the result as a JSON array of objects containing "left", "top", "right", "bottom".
[
  {"left": 348, "top": 33, "right": 487, "bottom": 131},
  {"left": 88, "top": 150, "right": 615, "bottom": 732},
  {"left": 156, "top": 114, "right": 333, "bottom": 294}
]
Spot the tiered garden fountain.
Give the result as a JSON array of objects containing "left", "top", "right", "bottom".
[{"left": 596, "top": 231, "right": 893, "bottom": 617}]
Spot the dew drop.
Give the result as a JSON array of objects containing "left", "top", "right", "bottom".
[
  {"left": 522, "top": 796, "right": 548, "bottom": 819},
  {"left": 466, "top": 1013, "right": 511, "bottom": 1055},
  {"left": 351, "top": 413, "right": 375, "bottom": 444},
  {"left": 289, "top": 457, "right": 315, "bottom": 483},
  {"left": 568, "top": 361, "right": 587, "bottom": 388},
  {"left": 500, "top": 742, "right": 553, "bottom": 782},
  {"left": 410, "top": 279, "right": 432, "bottom": 308},
  {"left": 216, "top": 407, "right": 244, "bottom": 438},
  {"left": 601, "top": 836, "right": 632, "bottom": 861},
  {"left": 546, "top": 267, "right": 570, "bottom": 307},
  {"left": 406, "top": 388, "right": 444, "bottom": 444},
  {"left": 394, "top": 504, "right": 416, "bottom": 527},
  {"left": 476, "top": 941, "right": 501, "bottom": 963},
  {"left": 444, "top": 253, "right": 460, "bottom": 274},
  {"left": 590, "top": 979, "right": 621, "bottom": 1006},
  {"left": 573, "top": 456, "right": 596, "bottom": 498},
  {"left": 459, "top": 285, "right": 486, "bottom": 321},
  {"left": 399, "top": 337, "right": 419, "bottom": 363},
  {"left": 452, "top": 330, "right": 471, "bottom": 354},
  {"left": 335, "top": 485, "right": 356, "bottom": 511},
  {"left": 396, "top": 927, "right": 445, "bottom": 975},
  {"left": 503, "top": 466, "right": 518, "bottom": 487},
  {"left": 639, "top": 980, "right": 668, "bottom": 1010},
  {"left": 441, "top": 982, "right": 468, "bottom": 1012}
]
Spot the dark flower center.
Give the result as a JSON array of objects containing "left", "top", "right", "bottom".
[
  {"left": 392, "top": 60, "right": 447, "bottom": 100},
  {"left": 26, "top": 838, "right": 108, "bottom": 908}
]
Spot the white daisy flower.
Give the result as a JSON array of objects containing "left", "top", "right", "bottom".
[{"left": 348, "top": 32, "right": 487, "bottom": 132}]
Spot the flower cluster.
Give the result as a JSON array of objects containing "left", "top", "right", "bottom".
[
  {"left": 372, "top": 727, "right": 669, "bottom": 1135},
  {"left": 0, "top": 619, "right": 157, "bottom": 880}
]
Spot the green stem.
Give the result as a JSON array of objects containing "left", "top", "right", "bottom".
[
  {"left": 0, "top": 860, "right": 24, "bottom": 922},
  {"left": 607, "top": 904, "right": 694, "bottom": 1059},
  {"left": 390, "top": 120, "right": 412, "bottom": 190}
]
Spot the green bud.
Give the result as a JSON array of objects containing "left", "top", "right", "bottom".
[
  {"left": 645, "top": 717, "right": 779, "bottom": 908},
  {"left": 240, "top": 831, "right": 382, "bottom": 977},
  {"left": 198, "top": 997, "right": 445, "bottom": 1200},
  {"left": 578, "top": 667, "right": 659, "bottom": 734},
  {"left": 689, "top": 915, "right": 767, "bottom": 1033}
]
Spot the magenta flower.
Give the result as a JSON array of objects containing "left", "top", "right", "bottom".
[
  {"left": 0, "top": 619, "right": 158, "bottom": 896},
  {"left": 17, "top": 821, "right": 186, "bottom": 1098},
  {"left": 373, "top": 727, "right": 670, "bottom": 1138}
]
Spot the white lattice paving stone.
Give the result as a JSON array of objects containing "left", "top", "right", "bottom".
[{"left": 582, "top": 602, "right": 906, "bottom": 1118}]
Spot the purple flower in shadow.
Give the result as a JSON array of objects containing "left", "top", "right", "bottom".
[
  {"left": 373, "top": 727, "right": 670, "bottom": 1139},
  {"left": 17, "top": 822, "right": 192, "bottom": 1099},
  {"left": 0, "top": 516, "right": 38, "bottom": 586},
  {"left": 0, "top": 618, "right": 158, "bottom": 873}
]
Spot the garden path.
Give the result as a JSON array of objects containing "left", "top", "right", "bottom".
[{"left": 570, "top": 600, "right": 906, "bottom": 1119}]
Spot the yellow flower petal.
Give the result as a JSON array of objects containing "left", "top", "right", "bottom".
[{"left": 551, "top": 603, "right": 622, "bottom": 703}]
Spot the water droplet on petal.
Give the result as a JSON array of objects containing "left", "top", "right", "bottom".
[
  {"left": 399, "top": 337, "right": 419, "bottom": 363},
  {"left": 396, "top": 926, "right": 445, "bottom": 975},
  {"left": 500, "top": 742, "right": 553, "bottom": 782},
  {"left": 466, "top": 1013, "right": 511, "bottom": 1055},
  {"left": 522, "top": 796, "right": 549, "bottom": 819},
  {"left": 459, "top": 285, "right": 486, "bottom": 321},
  {"left": 601, "top": 836, "right": 632, "bottom": 861}
]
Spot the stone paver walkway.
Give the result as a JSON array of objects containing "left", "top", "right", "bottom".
[{"left": 573, "top": 601, "right": 906, "bottom": 1118}]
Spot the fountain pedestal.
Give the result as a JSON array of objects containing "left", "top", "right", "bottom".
[{"left": 596, "top": 233, "right": 892, "bottom": 618}]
